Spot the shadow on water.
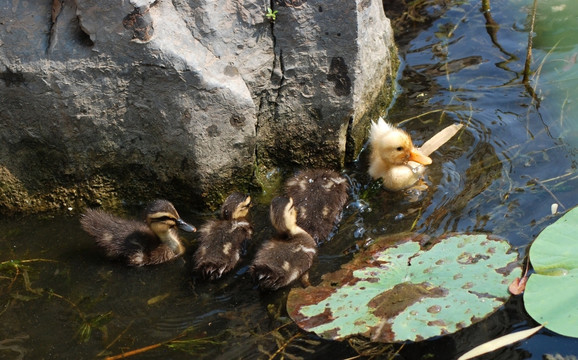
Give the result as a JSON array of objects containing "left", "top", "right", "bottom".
[{"left": 2, "top": 0, "right": 578, "bottom": 359}]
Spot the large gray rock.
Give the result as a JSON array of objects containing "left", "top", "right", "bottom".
[
  {"left": 259, "top": 0, "right": 397, "bottom": 168},
  {"left": 0, "top": 0, "right": 396, "bottom": 213}
]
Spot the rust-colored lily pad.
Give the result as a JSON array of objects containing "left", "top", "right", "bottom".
[{"left": 287, "top": 233, "right": 520, "bottom": 342}]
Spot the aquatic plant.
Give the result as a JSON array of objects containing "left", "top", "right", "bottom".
[
  {"left": 266, "top": 7, "right": 278, "bottom": 22},
  {"left": 0, "top": 258, "right": 112, "bottom": 344},
  {"left": 287, "top": 233, "right": 521, "bottom": 342},
  {"left": 103, "top": 326, "right": 227, "bottom": 359},
  {"left": 76, "top": 311, "right": 113, "bottom": 343},
  {"left": 524, "top": 206, "right": 578, "bottom": 338}
]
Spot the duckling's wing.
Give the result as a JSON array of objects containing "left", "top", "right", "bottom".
[
  {"left": 142, "top": 243, "right": 181, "bottom": 266},
  {"left": 80, "top": 209, "right": 158, "bottom": 261},
  {"left": 194, "top": 220, "right": 252, "bottom": 279},
  {"left": 80, "top": 209, "right": 124, "bottom": 237},
  {"left": 251, "top": 235, "right": 316, "bottom": 290}
]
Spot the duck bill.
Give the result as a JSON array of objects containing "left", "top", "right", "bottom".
[
  {"left": 409, "top": 148, "right": 432, "bottom": 165},
  {"left": 176, "top": 219, "right": 196, "bottom": 232}
]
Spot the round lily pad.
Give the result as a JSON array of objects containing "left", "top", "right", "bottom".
[
  {"left": 287, "top": 233, "right": 520, "bottom": 342},
  {"left": 525, "top": 206, "right": 578, "bottom": 338}
]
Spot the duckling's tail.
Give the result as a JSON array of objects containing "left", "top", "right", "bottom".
[
  {"left": 250, "top": 264, "right": 285, "bottom": 291},
  {"left": 79, "top": 209, "right": 129, "bottom": 257},
  {"left": 195, "top": 262, "right": 227, "bottom": 281}
]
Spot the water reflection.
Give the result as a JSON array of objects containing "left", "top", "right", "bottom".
[{"left": 2, "top": 0, "right": 578, "bottom": 359}]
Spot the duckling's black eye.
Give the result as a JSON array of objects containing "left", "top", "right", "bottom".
[{"left": 396, "top": 146, "right": 403, "bottom": 151}]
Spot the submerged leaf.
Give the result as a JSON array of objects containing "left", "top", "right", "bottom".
[
  {"left": 287, "top": 233, "right": 520, "bottom": 342},
  {"left": 147, "top": 293, "right": 171, "bottom": 305},
  {"left": 525, "top": 206, "right": 578, "bottom": 338}
]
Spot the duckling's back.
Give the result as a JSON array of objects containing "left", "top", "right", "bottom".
[
  {"left": 250, "top": 232, "right": 317, "bottom": 291},
  {"left": 284, "top": 169, "right": 349, "bottom": 245},
  {"left": 80, "top": 209, "right": 157, "bottom": 261},
  {"left": 193, "top": 218, "right": 252, "bottom": 280}
]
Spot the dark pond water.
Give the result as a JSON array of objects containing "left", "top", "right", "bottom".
[{"left": 2, "top": 0, "right": 578, "bottom": 359}]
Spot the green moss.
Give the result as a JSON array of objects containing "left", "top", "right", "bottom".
[
  {"left": 346, "top": 47, "right": 400, "bottom": 163},
  {"left": 252, "top": 164, "right": 285, "bottom": 204}
]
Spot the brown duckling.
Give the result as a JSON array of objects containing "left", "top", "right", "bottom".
[
  {"left": 368, "top": 117, "right": 432, "bottom": 191},
  {"left": 193, "top": 192, "right": 253, "bottom": 280},
  {"left": 284, "top": 169, "right": 349, "bottom": 245},
  {"left": 80, "top": 200, "right": 196, "bottom": 266},
  {"left": 250, "top": 197, "right": 317, "bottom": 291}
]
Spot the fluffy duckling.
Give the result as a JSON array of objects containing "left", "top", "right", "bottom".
[
  {"left": 193, "top": 192, "right": 252, "bottom": 280},
  {"left": 250, "top": 197, "right": 317, "bottom": 291},
  {"left": 284, "top": 169, "right": 349, "bottom": 245},
  {"left": 80, "top": 200, "right": 196, "bottom": 266},
  {"left": 368, "top": 117, "right": 433, "bottom": 191}
]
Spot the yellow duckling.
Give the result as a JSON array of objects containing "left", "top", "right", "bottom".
[
  {"left": 284, "top": 169, "right": 349, "bottom": 245},
  {"left": 193, "top": 192, "right": 253, "bottom": 280},
  {"left": 250, "top": 197, "right": 317, "bottom": 291},
  {"left": 80, "top": 200, "right": 196, "bottom": 266},
  {"left": 368, "top": 117, "right": 433, "bottom": 191}
]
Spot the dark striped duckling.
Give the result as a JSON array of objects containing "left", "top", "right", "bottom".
[
  {"left": 250, "top": 197, "right": 317, "bottom": 291},
  {"left": 284, "top": 169, "right": 349, "bottom": 245},
  {"left": 80, "top": 200, "right": 196, "bottom": 266},
  {"left": 193, "top": 192, "right": 253, "bottom": 280}
]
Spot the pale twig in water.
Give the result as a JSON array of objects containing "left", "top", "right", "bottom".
[
  {"left": 104, "top": 332, "right": 188, "bottom": 360},
  {"left": 541, "top": 171, "right": 578, "bottom": 186},
  {"left": 458, "top": 324, "right": 544, "bottom": 360},
  {"left": 104, "top": 327, "right": 225, "bottom": 359},
  {"left": 522, "top": 175, "right": 566, "bottom": 211},
  {"left": 396, "top": 109, "right": 446, "bottom": 127},
  {"left": 105, "top": 342, "right": 164, "bottom": 360}
]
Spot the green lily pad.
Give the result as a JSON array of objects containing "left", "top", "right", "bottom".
[
  {"left": 287, "top": 233, "right": 520, "bottom": 342},
  {"left": 524, "top": 206, "right": 578, "bottom": 338}
]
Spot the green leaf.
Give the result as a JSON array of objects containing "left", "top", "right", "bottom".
[
  {"left": 524, "top": 206, "right": 578, "bottom": 338},
  {"left": 287, "top": 233, "right": 520, "bottom": 342}
]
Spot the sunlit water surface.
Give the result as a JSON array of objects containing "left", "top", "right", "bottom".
[{"left": 1, "top": 0, "right": 578, "bottom": 359}]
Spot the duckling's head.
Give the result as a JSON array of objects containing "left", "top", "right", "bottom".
[
  {"left": 370, "top": 118, "right": 432, "bottom": 166},
  {"left": 270, "top": 197, "right": 298, "bottom": 235},
  {"left": 145, "top": 200, "right": 196, "bottom": 237},
  {"left": 221, "top": 192, "right": 251, "bottom": 220}
]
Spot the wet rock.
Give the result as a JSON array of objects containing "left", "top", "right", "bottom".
[{"left": 0, "top": 0, "right": 396, "bottom": 214}]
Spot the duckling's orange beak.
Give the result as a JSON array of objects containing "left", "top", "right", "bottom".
[{"left": 409, "top": 148, "right": 432, "bottom": 165}]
